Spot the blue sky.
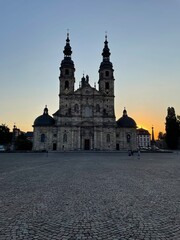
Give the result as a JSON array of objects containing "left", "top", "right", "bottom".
[{"left": 0, "top": 0, "right": 180, "bottom": 137}]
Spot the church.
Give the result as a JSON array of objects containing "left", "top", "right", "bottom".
[{"left": 33, "top": 34, "right": 137, "bottom": 151}]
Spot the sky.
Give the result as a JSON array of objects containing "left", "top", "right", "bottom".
[{"left": 0, "top": 0, "right": 180, "bottom": 139}]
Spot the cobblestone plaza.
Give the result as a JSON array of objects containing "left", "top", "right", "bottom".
[{"left": 0, "top": 152, "right": 180, "bottom": 240}]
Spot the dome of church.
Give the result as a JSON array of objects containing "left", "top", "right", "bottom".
[
  {"left": 61, "top": 58, "right": 74, "bottom": 66},
  {"left": 99, "top": 60, "right": 113, "bottom": 69},
  {"left": 117, "top": 109, "right": 137, "bottom": 128},
  {"left": 34, "top": 106, "right": 55, "bottom": 127}
]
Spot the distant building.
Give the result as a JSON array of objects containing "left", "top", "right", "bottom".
[
  {"left": 33, "top": 34, "right": 137, "bottom": 151},
  {"left": 13, "top": 125, "right": 22, "bottom": 138},
  {"left": 137, "top": 128, "right": 151, "bottom": 149},
  {"left": 11, "top": 125, "right": 23, "bottom": 151}
]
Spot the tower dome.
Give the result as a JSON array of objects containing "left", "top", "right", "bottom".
[
  {"left": 99, "top": 34, "right": 113, "bottom": 70},
  {"left": 117, "top": 108, "right": 137, "bottom": 128},
  {"left": 60, "top": 32, "right": 74, "bottom": 68},
  {"left": 33, "top": 106, "right": 55, "bottom": 127}
]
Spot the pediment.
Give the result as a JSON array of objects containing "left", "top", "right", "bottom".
[{"left": 74, "top": 85, "right": 101, "bottom": 96}]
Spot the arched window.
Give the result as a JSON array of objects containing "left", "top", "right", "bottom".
[
  {"left": 105, "top": 82, "right": 109, "bottom": 90},
  {"left": 84, "top": 106, "right": 92, "bottom": 117},
  {"left": 65, "top": 80, "right": 69, "bottom": 89},
  {"left": 65, "top": 69, "right": 69, "bottom": 75},
  {"left": 74, "top": 104, "right": 79, "bottom": 113},
  {"left": 63, "top": 133, "right": 67, "bottom": 143},
  {"left": 106, "top": 134, "right": 110, "bottom": 143},
  {"left": 96, "top": 104, "right": 100, "bottom": 112},
  {"left": 68, "top": 108, "right": 71, "bottom": 115},
  {"left": 41, "top": 134, "right": 45, "bottom": 143},
  {"left": 127, "top": 134, "right": 131, "bottom": 143},
  {"left": 105, "top": 71, "right": 109, "bottom": 77}
]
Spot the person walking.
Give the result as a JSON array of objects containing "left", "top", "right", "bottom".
[{"left": 137, "top": 148, "right": 140, "bottom": 159}]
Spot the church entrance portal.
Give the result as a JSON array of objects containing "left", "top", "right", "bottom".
[
  {"left": 53, "top": 143, "right": 57, "bottom": 151},
  {"left": 84, "top": 139, "right": 90, "bottom": 150},
  {"left": 116, "top": 143, "right": 119, "bottom": 150}
]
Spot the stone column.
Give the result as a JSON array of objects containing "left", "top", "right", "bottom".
[
  {"left": 71, "top": 130, "right": 74, "bottom": 150},
  {"left": 100, "top": 129, "right": 103, "bottom": 150},
  {"left": 78, "top": 127, "right": 81, "bottom": 150},
  {"left": 94, "top": 127, "right": 96, "bottom": 150}
]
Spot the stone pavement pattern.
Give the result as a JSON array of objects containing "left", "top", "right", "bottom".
[{"left": 0, "top": 152, "right": 180, "bottom": 240}]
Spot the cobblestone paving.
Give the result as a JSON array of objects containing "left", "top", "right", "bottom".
[{"left": 0, "top": 152, "right": 180, "bottom": 240}]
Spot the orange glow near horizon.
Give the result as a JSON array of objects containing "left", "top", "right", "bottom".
[
  {"left": 134, "top": 117, "right": 164, "bottom": 140},
  {"left": 116, "top": 107, "right": 165, "bottom": 140}
]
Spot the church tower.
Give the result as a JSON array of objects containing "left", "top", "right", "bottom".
[
  {"left": 98, "top": 35, "right": 114, "bottom": 95},
  {"left": 59, "top": 33, "right": 75, "bottom": 98},
  {"left": 98, "top": 35, "right": 115, "bottom": 118}
]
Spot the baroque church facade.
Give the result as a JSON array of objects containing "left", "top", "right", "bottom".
[{"left": 33, "top": 34, "right": 137, "bottom": 151}]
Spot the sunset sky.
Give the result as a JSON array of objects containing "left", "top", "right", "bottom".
[{"left": 0, "top": 0, "right": 180, "bottom": 139}]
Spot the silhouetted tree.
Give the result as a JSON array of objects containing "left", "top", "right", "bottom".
[
  {"left": 177, "top": 115, "right": 180, "bottom": 132},
  {"left": 0, "top": 124, "right": 12, "bottom": 145},
  {"left": 15, "top": 133, "right": 32, "bottom": 150},
  {"left": 158, "top": 132, "right": 165, "bottom": 140},
  {"left": 165, "top": 107, "right": 179, "bottom": 149}
]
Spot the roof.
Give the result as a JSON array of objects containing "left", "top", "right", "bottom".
[
  {"left": 25, "top": 132, "right": 33, "bottom": 137},
  {"left": 137, "top": 128, "right": 150, "bottom": 135},
  {"left": 33, "top": 107, "right": 55, "bottom": 127},
  {"left": 116, "top": 109, "right": 137, "bottom": 128}
]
